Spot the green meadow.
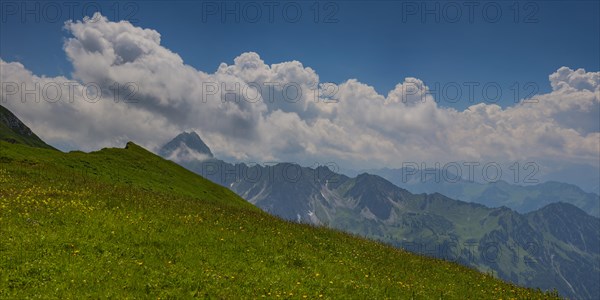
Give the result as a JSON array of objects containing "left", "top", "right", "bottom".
[{"left": 0, "top": 141, "right": 560, "bottom": 299}]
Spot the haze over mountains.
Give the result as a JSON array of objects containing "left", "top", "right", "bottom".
[
  {"left": 364, "top": 168, "right": 600, "bottom": 218},
  {"left": 158, "top": 131, "right": 600, "bottom": 300}
]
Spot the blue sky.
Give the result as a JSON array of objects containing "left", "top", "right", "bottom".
[{"left": 2, "top": 0, "right": 598, "bottom": 110}]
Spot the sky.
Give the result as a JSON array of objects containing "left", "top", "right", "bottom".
[
  {"left": 2, "top": 0, "right": 599, "bottom": 109},
  {"left": 1, "top": 1, "right": 599, "bottom": 191}
]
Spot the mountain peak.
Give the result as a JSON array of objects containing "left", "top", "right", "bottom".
[
  {"left": 159, "top": 131, "right": 213, "bottom": 162},
  {"left": 534, "top": 201, "right": 589, "bottom": 217}
]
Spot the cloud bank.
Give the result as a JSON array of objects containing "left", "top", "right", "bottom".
[{"left": 1, "top": 13, "right": 598, "bottom": 187}]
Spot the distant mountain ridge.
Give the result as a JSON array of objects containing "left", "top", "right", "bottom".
[
  {"left": 0, "top": 105, "right": 55, "bottom": 150},
  {"left": 365, "top": 167, "right": 600, "bottom": 218},
  {"left": 159, "top": 132, "right": 600, "bottom": 299}
]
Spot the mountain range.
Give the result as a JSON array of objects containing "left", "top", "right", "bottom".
[
  {"left": 159, "top": 131, "right": 600, "bottom": 300},
  {"left": 364, "top": 167, "right": 600, "bottom": 218}
]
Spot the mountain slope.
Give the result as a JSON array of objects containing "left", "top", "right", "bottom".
[
  {"left": 526, "top": 203, "right": 600, "bottom": 298},
  {"left": 0, "top": 117, "right": 558, "bottom": 297},
  {"left": 255, "top": 169, "right": 600, "bottom": 299},
  {"left": 159, "top": 133, "right": 598, "bottom": 299},
  {"left": 0, "top": 104, "right": 55, "bottom": 149}
]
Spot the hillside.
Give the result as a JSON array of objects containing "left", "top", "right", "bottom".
[
  {"left": 0, "top": 128, "right": 559, "bottom": 297},
  {"left": 0, "top": 105, "right": 55, "bottom": 150},
  {"left": 159, "top": 133, "right": 598, "bottom": 299}
]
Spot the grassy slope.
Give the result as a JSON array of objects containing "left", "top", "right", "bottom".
[
  {"left": 0, "top": 105, "right": 55, "bottom": 150},
  {"left": 0, "top": 141, "right": 559, "bottom": 298}
]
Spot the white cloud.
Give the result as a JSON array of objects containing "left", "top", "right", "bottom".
[
  {"left": 165, "top": 143, "right": 212, "bottom": 163},
  {"left": 1, "top": 13, "right": 598, "bottom": 186}
]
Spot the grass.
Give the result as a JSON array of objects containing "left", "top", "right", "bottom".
[{"left": 0, "top": 141, "right": 561, "bottom": 299}]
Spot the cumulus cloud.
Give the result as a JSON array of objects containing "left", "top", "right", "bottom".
[
  {"left": 165, "top": 143, "right": 213, "bottom": 163},
  {"left": 1, "top": 13, "right": 598, "bottom": 186}
]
